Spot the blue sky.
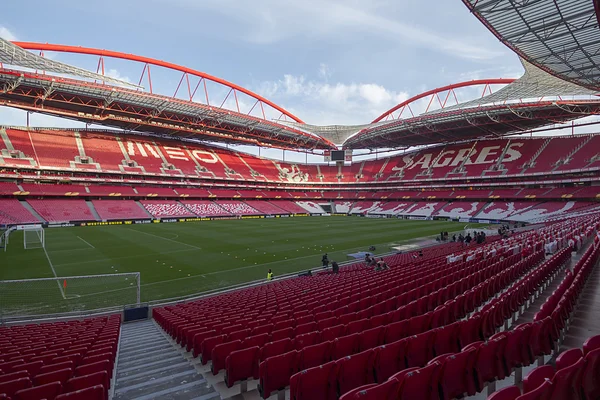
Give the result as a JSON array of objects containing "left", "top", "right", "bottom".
[
  {"left": 0, "top": 0, "right": 525, "bottom": 125},
  {"left": 1, "top": 0, "right": 588, "bottom": 161}
]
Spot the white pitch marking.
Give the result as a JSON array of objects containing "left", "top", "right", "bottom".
[
  {"left": 77, "top": 236, "right": 95, "bottom": 249},
  {"left": 43, "top": 247, "right": 66, "bottom": 299},
  {"left": 126, "top": 228, "right": 202, "bottom": 250}
]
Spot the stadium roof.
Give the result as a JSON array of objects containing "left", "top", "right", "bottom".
[
  {"left": 1, "top": 41, "right": 598, "bottom": 151},
  {"left": 1, "top": 42, "right": 337, "bottom": 151},
  {"left": 463, "top": 0, "right": 600, "bottom": 91},
  {"left": 343, "top": 59, "right": 600, "bottom": 149}
]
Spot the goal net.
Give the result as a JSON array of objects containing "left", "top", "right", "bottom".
[
  {"left": 23, "top": 226, "right": 45, "bottom": 250},
  {"left": 0, "top": 273, "right": 141, "bottom": 319}
]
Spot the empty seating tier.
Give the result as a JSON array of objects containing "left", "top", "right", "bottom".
[{"left": 0, "top": 315, "right": 120, "bottom": 400}]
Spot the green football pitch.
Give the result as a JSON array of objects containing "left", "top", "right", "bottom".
[{"left": 0, "top": 217, "right": 471, "bottom": 317}]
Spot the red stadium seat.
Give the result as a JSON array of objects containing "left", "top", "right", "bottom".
[
  {"left": 321, "top": 325, "right": 347, "bottom": 342},
  {"left": 258, "top": 350, "right": 298, "bottom": 399},
  {"left": 211, "top": 340, "right": 241, "bottom": 375},
  {"left": 336, "top": 350, "right": 375, "bottom": 396},
  {"left": 55, "top": 385, "right": 105, "bottom": 400},
  {"left": 13, "top": 381, "right": 62, "bottom": 400},
  {"left": 437, "top": 347, "right": 478, "bottom": 399},
  {"left": 358, "top": 326, "right": 384, "bottom": 352},
  {"left": 522, "top": 365, "right": 554, "bottom": 393},
  {"left": 332, "top": 333, "right": 360, "bottom": 360},
  {"left": 395, "top": 361, "right": 442, "bottom": 400},
  {"left": 294, "top": 332, "right": 320, "bottom": 350},
  {"left": 0, "top": 371, "right": 29, "bottom": 384},
  {"left": 582, "top": 348, "right": 600, "bottom": 400},
  {"left": 0, "top": 378, "right": 32, "bottom": 398},
  {"left": 260, "top": 338, "right": 295, "bottom": 363},
  {"left": 372, "top": 339, "right": 408, "bottom": 382},
  {"left": 338, "top": 379, "right": 399, "bottom": 400},
  {"left": 64, "top": 371, "right": 109, "bottom": 395},
  {"left": 549, "top": 358, "right": 585, "bottom": 400},
  {"left": 225, "top": 346, "right": 260, "bottom": 387},
  {"left": 487, "top": 386, "right": 521, "bottom": 400},
  {"left": 33, "top": 368, "right": 73, "bottom": 386},
  {"left": 290, "top": 361, "right": 338, "bottom": 400},
  {"left": 298, "top": 341, "right": 332, "bottom": 371},
  {"left": 516, "top": 380, "right": 553, "bottom": 400}
]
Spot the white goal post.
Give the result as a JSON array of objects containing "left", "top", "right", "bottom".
[{"left": 23, "top": 225, "right": 45, "bottom": 250}]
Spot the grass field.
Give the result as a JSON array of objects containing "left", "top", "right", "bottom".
[{"left": 0, "top": 217, "right": 470, "bottom": 316}]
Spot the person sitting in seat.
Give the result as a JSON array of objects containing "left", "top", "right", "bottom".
[
  {"left": 267, "top": 269, "right": 274, "bottom": 280},
  {"left": 331, "top": 261, "right": 339, "bottom": 274}
]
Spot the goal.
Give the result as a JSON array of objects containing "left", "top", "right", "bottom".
[
  {"left": 23, "top": 225, "right": 45, "bottom": 250},
  {"left": 0, "top": 272, "right": 141, "bottom": 319}
]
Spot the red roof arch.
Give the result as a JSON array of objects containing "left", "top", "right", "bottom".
[
  {"left": 372, "top": 78, "right": 516, "bottom": 123},
  {"left": 12, "top": 41, "right": 304, "bottom": 124}
]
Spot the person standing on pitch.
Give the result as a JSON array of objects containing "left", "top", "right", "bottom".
[{"left": 267, "top": 269, "right": 274, "bottom": 280}]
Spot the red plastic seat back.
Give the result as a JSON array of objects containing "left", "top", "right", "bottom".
[
  {"left": 33, "top": 367, "right": 73, "bottom": 387},
  {"left": 55, "top": 385, "right": 105, "bottom": 400},
  {"left": 290, "top": 361, "right": 338, "bottom": 400},
  {"left": 65, "top": 371, "right": 109, "bottom": 394},
  {"left": 336, "top": 350, "right": 375, "bottom": 396},
  {"left": 14, "top": 381, "right": 62, "bottom": 400},
  {"left": 0, "top": 378, "right": 32, "bottom": 398},
  {"left": 225, "top": 346, "right": 260, "bottom": 387},
  {"left": 298, "top": 341, "right": 332, "bottom": 371},
  {"left": 259, "top": 350, "right": 298, "bottom": 399},
  {"left": 523, "top": 365, "right": 554, "bottom": 394}
]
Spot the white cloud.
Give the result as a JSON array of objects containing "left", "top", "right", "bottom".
[
  {"left": 104, "top": 68, "right": 132, "bottom": 84},
  {"left": 255, "top": 74, "right": 410, "bottom": 125},
  {"left": 162, "top": 0, "right": 504, "bottom": 61},
  {"left": 0, "top": 26, "right": 17, "bottom": 41},
  {"left": 318, "top": 64, "right": 332, "bottom": 80}
]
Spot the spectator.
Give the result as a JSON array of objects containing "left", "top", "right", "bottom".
[
  {"left": 452, "top": 234, "right": 457, "bottom": 242},
  {"left": 331, "top": 261, "right": 339, "bottom": 274},
  {"left": 465, "top": 233, "right": 472, "bottom": 245},
  {"left": 379, "top": 258, "right": 389, "bottom": 270},
  {"left": 267, "top": 269, "right": 274, "bottom": 281},
  {"left": 322, "top": 253, "right": 329, "bottom": 268},
  {"left": 419, "top": 250, "right": 423, "bottom": 257}
]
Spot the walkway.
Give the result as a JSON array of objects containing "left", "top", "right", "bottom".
[{"left": 114, "top": 319, "right": 219, "bottom": 400}]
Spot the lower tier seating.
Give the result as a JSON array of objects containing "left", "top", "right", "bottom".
[
  {"left": 0, "top": 199, "right": 39, "bottom": 225},
  {"left": 153, "top": 215, "right": 597, "bottom": 399},
  {"left": 215, "top": 201, "right": 261, "bottom": 215},
  {"left": 140, "top": 200, "right": 196, "bottom": 218},
  {"left": 27, "top": 200, "right": 96, "bottom": 223},
  {"left": 181, "top": 201, "right": 231, "bottom": 217},
  {"left": 0, "top": 315, "right": 120, "bottom": 400},
  {"left": 91, "top": 200, "right": 149, "bottom": 220}
]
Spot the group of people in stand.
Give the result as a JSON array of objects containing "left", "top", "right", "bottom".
[
  {"left": 450, "top": 230, "right": 487, "bottom": 245},
  {"left": 365, "top": 253, "right": 389, "bottom": 271}
]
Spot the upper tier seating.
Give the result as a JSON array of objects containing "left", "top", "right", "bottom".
[
  {"left": 154, "top": 217, "right": 596, "bottom": 399},
  {"left": 28, "top": 131, "right": 81, "bottom": 169},
  {"left": 91, "top": 200, "right": 150, "bottom": 220},
  {"left": 215, "top": 201, "right": 261, "bottom": 216},
  {"left": 0, "top": 315, "right": 120, "bottom": 399},
  {"left": 181, "top": 201, "right": 231, "bottom": 217},
  {"left": 140, "top": 200, "right": 196, "bottom": 217},
  {"left": 4, "top": 128, "right": 600, "bottom": 183},
  {"left": 0, "top": 199, "right": 39, "bottom": 225},
  {"left": 27, "top": 199, "right": 96, "bottom": 223}
]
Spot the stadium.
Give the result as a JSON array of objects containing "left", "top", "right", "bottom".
[{"left": 0, "top": 0, "right": 599, "bottom": 399}]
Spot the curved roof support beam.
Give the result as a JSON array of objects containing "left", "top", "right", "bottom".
[
  {"left": 12, "top": 41, "right": 304, "bottom": 124},
  {"left": 372, "top": 79, "right": 515, "bottom": 123}
]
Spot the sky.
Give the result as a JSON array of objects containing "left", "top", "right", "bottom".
[{"left": 0, "top": 0, "right": 594, "bottom": 162}]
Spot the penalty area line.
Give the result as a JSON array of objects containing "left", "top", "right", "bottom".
[{"left": 77, "top": 236, "right": 95, "bottom": 249}]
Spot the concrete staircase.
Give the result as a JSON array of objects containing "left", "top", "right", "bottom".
[
  {"left": 86, "top": 201, "right": 102, "bottom": 221},
  {"left": 114, "top": 320, "right": 218, "bottom": 400}
]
